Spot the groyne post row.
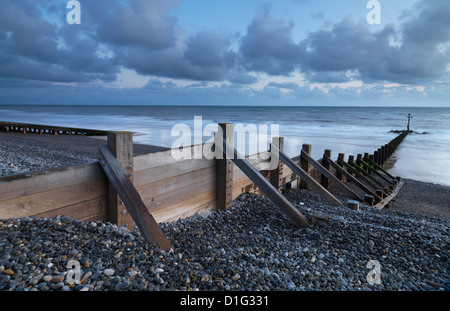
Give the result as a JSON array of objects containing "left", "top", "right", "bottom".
[
  {"left": 373, "top": 131, "right": 408, "bottom": 167},
  {"left": 316, "top": 130, "right": 408, "bottom": 209},
  {"left": 0, "top": 120, "right": 108, "bottom": 136},
  {"left": 0, "top": 125, "right": 409, "bottom": 249}
]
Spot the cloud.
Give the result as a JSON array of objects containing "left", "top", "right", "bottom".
[
  {"left": 303, "top": 1, "right": 450, "bottom": 84},
  {"left": 239, "top": 9, "right": 305, "bottom": 76},
  {"left": 89, "top": 0, "right": 180, "bottom": 50},
  {"left": 0, "top": 0, "right": 119, "bottom": 84},
  {"left": 0, "top": 0, "right": 449, "bottom": 107}
]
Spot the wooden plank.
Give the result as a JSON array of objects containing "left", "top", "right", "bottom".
[
  {"left": 272, "top": 145, "right": 343, "bottom": 207},
  {"left": 136, "top": 166, "right": 215, "bottom": 202},
  {"left": 0, "top": 179, "right": 107, "bottom": 219},
  {"left": 133, "top": 143, "right": 216, "bottom": 171},
  {"left": 217, "top": 141, "right": 310, "bottom": 228},
  {"left": 363, "top": 156, "right": 397, "bottom": 180},
  {"left": 152, "top": 189, "right": 216, "bottom": 223},
  {"left": 143, "top": 178, "right": 216, "bottom": 213},
  {"left": 134, "top": 157, "right": 214, "bottom": 187},
  {"left": 232, "top": 171, "right": 270, "bottom": 199},
  {"left": 33, "top": 196, "right": 108, "bottom": 221},
  {"left": 374, "top": 180, "right": 404, "bottom": 210},
  {"left": 107, "top": 132, "right": 134, "bottom": 228},
  {"left": 232, "top": 155, "right": 271, "bottom": 180},
  {"left": 300, "top": 150, "right": 364, "bottom": 202},
  {"left": 323, "top": 155, "right": 382, "bottom": 201},
  {"left": 99, "top": 145, "right": 171, "bottom": 251},
  {"left": 0, "top": 162, "right": 105, "bottom": 202},
  {"left": 358, "top": 158, "right": 395, "bottom": 185},
  {"left": 348, "top": 160, "right": 384, "bottom": 189},
  {"left": 341, "top": 160, "right": 377, "bottom": 190}
]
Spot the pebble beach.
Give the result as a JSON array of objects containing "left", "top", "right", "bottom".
[{"left": 0, "top": 132, "right": 449, "bottom": 291}]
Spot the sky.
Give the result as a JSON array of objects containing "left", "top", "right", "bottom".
[{"left": 0, "top": 0, "right": 449, "bottom": 106}]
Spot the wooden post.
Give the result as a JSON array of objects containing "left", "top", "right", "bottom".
[
  {"left": 302, "top": 150, "right": 363, "bottom": 202},
  {"left": 321, "top": 149, "right": 332, "bottom": 189},
  {"left": 365, "top": 194, "right": 375, "bottom": 206},
  {"left": 300, "top": 144, "right": 311, "bottom": 189},
  {"left": 274, "top": 146, "right": 344, "bottom": 207},
  {"left": 216, "top": 123, "right": 234, "bottom": 210},
  {"left": 217, "top": 138, "right": 310, "bottom": 228},
  {"left": 337, "top": 153, "right": 345, "bottom": 181},
  {"left": 99, "top": 146, "right": 172, "bottom": 251},
  {"left": 347, "top": 200, "right": 359, "bottom": 210},
  {"left": 107, "top": 131, "right": 135, "bottom": 229},
  {"left": 270, "top": 137, "right": 284, "bottom": 192}
]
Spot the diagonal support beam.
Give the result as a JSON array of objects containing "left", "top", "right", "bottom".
[
  {"left": 300, "top": 150, "right": 365, "bottom": 202},
  {"left": 349, "top": 160, "right": 385, "bottom": 189},
  {"left": 363, "top": 156, "right": 397, "bottom": 181},
  {"left": 324, "top": 155, "right": 382, "bottom": 202},
  {"left": 271, "top": 145, "right": 344, "bottom": 207},
  {"left": 99, "top": 145, "right": 172, "bottom": 251},
  {"left": 358, "top": 158, "right": 395, "bottom": 185},
  {"left": 216, "top": 140, "right": 310, "bottom": 228}
]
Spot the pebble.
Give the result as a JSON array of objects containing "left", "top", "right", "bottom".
[
  {"left": 42, "top": 275, "right": 53, "bottom": 282},
  {"left": 0, "top": 182, "right": 448, "bottom": 292}
]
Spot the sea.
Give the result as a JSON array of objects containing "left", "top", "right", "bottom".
[{"left": 1, "top": 105, "right": 450, "bottom": 187}]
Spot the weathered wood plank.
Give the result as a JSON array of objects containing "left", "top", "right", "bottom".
[
  {"left": 0, "top": 162, "right": 105, "bottom": 202},
  {"left": 152, "top": 189, "right": 216, "bottom": 223},
  {"left": 323, "top": 155, "right": 382, "bottom": 201},
  {"left": 348, "top": 160, "right": 383, "bottom": 190},
  {"left": 374, "top": 180, "right": 404, "bottom": 210},
  {"left": 143, "top": 178, "right": 216, "bottom": 212},
  {"left": 99, "top": 145, "right": 171, "bottom": 251},
  {"left": 216, "top": 142, "right": 310, "bottom": 228},
  {"left": 300, "top": 150, "right": 364, "bottom": 202},
  {"left": 232, "top": 171, "right": 270, "bottom": 199},
  {"left": 272, "top": 146, "right": 343, "bottom": 207},
  {"left": 341, "top": 161, "right": 377, "bottom": 191},
  {"left": 363, "top": 156, "right": 397, "bottom": 180},
  {"left": 358, "top": 158, "right": 395, "bottom": 185},
  {"left": 136, "top": 166, "right": 215, "bottom": 202},
  {"left": 134, "top": 157, "right": 214, "bottom": 187},
  {"left": 0, "top": 179, "right": 107, "bottom": 219},
  {"left": 133, "top": 143, "right": 216, "bottom": 171},
  {"left": 33, "top": 196, "right": 108, "bottom": 221}
]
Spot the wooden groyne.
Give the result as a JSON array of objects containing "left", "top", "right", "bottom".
[
  {"left": 0, "top": 120, "right": 109, "bottom": 136},
  {"left": 0, "top": 123, "right": 409, "bottom": 249}
]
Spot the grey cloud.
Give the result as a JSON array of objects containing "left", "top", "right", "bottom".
[
  {"left": 304, "top": 16, "right": 392, "bottom": 72},
  {"left": 239, "top": 9, "right": 305, "bottom": 76},
  {"left": 1, "top": 0, "right": 449, "bottom": 90},
  {"left": 91, "top": 0, "right": 179, "bottom": 50},
  {"left": 0, "top": 0, "right": 119, "bottom": 84},
  {"left": 304, "top": 1, "right": 450, "bottom": 84}
]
